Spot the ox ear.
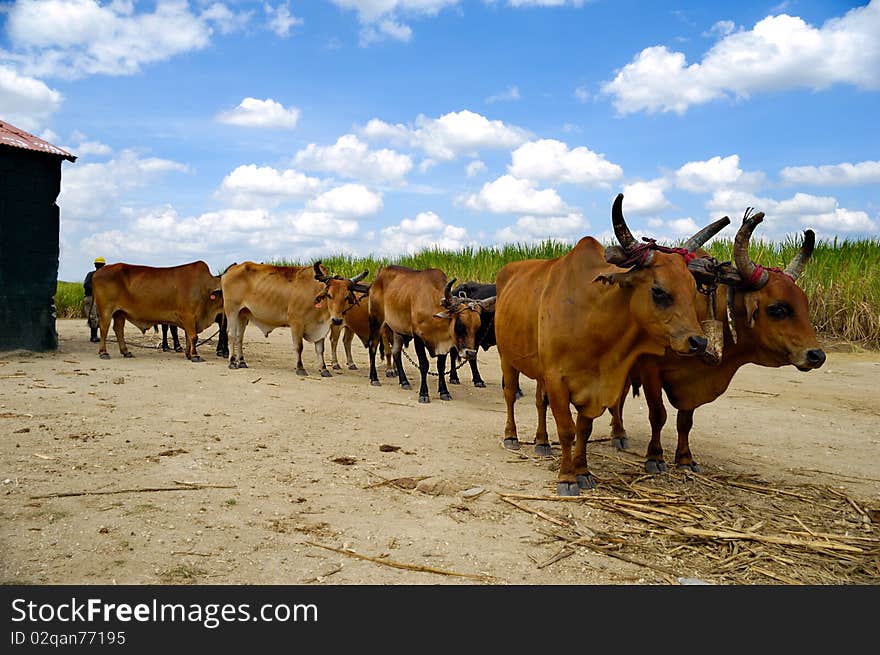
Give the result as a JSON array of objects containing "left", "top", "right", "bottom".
[
  {"left": 209, "top": 288, "right": 223, "bottom": 301},
  {"left": 594, "top": 269, "right": 641, "bottom": 288},
  {"left": 744, "top": 291, "right": 760, "bottom": 329},
  {"left": 478, "top": 296, "right": 496, "bottom": 312},
  {"left": 434, "top": 310, "right": 453, "bottom": 319}
]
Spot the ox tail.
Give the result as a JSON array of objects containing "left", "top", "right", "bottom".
[{"left": 631, "top": 382, "right": 641, "bottom": 398}]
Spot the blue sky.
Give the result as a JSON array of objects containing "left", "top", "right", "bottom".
[{"left": 1, "top": 0, "right": 878, "bottom": 281}]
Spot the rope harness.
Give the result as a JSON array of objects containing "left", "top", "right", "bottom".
[{"left": 399, "top": 343, "right": 470, "bottom": 376}]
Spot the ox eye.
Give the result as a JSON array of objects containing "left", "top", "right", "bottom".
[
  {"left": 766, "top": 303, "right": 792, "bottom": 320},
  {"left": 652, "top": 286, "right": 672, "bottom": 308}
]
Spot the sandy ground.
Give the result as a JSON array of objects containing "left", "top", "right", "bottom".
[{"left": 1, "top": 319, "right": 877, "bottom": 585}]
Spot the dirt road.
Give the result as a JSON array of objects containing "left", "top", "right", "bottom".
[{"left": 1, "top": 320, "right": 877, "bottom": 585}]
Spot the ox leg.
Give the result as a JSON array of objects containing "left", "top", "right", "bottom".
[
  {"left": 98, "top": 309, "right": 112, "bottom": 359},
  {"left": 171, "top": 325, "right": 182, "bottom": 352},
  {"left": 470, "top": 358, "right": 486, "bottom": 388},
  {"left": 227, "top": 312, "right": 247, "bottom": 369},
  {"left": 545, "top": 380, "right": 579, "bottom": 496},
  {"left": 216, "top": 315, "right": 229, "bottom": 358},
  {"left": 437, "top": 353, "right": 452, "bottom": 401},
  {"left": 113, "top": 314, "right": 133, "bottom": 358},
  {"left": 574, "top": 410, "right": 597, "bottom": 489},
  {"left": 185, "top": 321, "right": 203, "bottom": 363},
  {"left": 413, "top": 336, "right": 431, "bottom": 403},
  {"left": 642, "top": 372, "right": 668, "bottom": 474},
  {"left": 161, "top": 324, "right": 170, "bottom": 352},
  {"left": 343, "top": 327, "right": 357, "bottom": 370},
  {"left": 367, "top": 316, "right": 381, "bottom": 386},
  {"left": 534, "top": 383, "right": 552, "bottom": 456},
  {"left": 393, "top": 333, "right": 411, "bottom": 390},
  {"left": 674, "top": 410, "right": 700, "bottom": 472},
  {"left": 329, "top": 324, "right": 343, "bottom": 370},
  {"left": 609, "top": 379, "right": 630, "bottom": 450},
  {"left": 500, "top": 359, "right": 521, "bottom": 450},
  {"left": 315, "top": 339, "right": 332, "bottom": 377},
  {"left": 448, "top": 348, "right": 460, "bottom": 385},
  {"left": 292, "top": 326, "right": 308, "bottom": 376},
  {"left": 383, "top": 327, "right": 396, "bottom": 377}
]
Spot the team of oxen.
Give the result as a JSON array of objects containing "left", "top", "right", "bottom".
[{"left": 90, "top": 193, "right": 825, "bottom": 495}]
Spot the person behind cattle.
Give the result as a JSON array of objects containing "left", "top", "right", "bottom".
[{"left": 82, "top": 257, "right": 106, "bottom": 342}]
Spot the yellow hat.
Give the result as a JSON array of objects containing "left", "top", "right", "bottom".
[{"left": 94, "top": 257, "right": 106, "bottom": 264}]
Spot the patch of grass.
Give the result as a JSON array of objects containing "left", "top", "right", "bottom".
[
  {"left": 274, "top": 236, "right": 880, "bottom": 348},
  {"left": 224, "top": 498, "right": 237, "bottom": 506},
  {"left": 54, "top": 281, "right": 84, "bottom": 319}
]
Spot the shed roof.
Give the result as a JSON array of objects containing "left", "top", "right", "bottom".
[{"left": 0, "top": 119, "right": 76, "bottom": 162}]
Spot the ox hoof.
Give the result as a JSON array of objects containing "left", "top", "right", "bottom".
[
  {"left": 320, "top": 369, "right": 332, "bottom": 378},
  {"left": 576, "top": 474, "right": 597, "bottom": 490},
  {"left": 332, "top": 363, "right": 342, "bottom": 371},
  {"left": 418, "top": 395, "right": 430, "bottom": 404},
  {"left": 228, "top": 361, "right": 238, "bottom": 369},
  {"left": 502, "top": 438, "right": 521, "bottom": 451},
  {"left": 191, "top": 356, "right": 204, "bottom": 363},
  {"left": 439, "top": 392, "right": 452, "bottom": 401},
  {"left": 645, "top": 460, "right": 668, "bottom": 474},
  {"left": 556, "top": 482, "right": 580, "bottom": 497},
  {"left": 90, "top": 337, "right": 100, "bottom": 343},
  {"left": 514, "top": 388, "right": 524, "bottom": 400},
  {"left": 611, "top": 436, "right": 629, "bottom": 450},
  {"left": 238, "top": 361, "right": 248, "bottom": 369},
  {"left": 161, "top": 345, "right": 170, "bottom": 352},
  {"left": 400, "top": 382, "right": 412, "bottom": 390},
  {"left": 534, "top": 443, "right": 552, "bottom": 457},
  {"left": 217, "top": 350, "right": 229, "bottom": 358},
  {"left": 296, "top": 368, "right": 308, "bottom": 376},
  {"left": 448, "top": 378, "right": 460, "bottom": 385},
  {"left": 175, "top": 346, "right": 183, "bottom": 353},
  {"left": 99, "top": 352, "right": 111, "bottom": 359},
  {"left": 348, "top": 363, "right": 358, "bottom": 370},
  {"left": 370, "top": 380, "right": 381, "bottom": 387},
  {"left": 385, "top": 369, "right": 397, "bottom": 378},
  {"left": 676, "top": 462, "right": 702, "bottom": 473},
  {"left": 123, "top": 352, "right": 134, "bottom": 358},
  {"left": 473, "top": 380, "right": 486, "bottom": 388}
]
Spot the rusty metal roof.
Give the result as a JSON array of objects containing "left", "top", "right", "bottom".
[{"left": 0, "top": 119, "right": 76, "bottom": 162}]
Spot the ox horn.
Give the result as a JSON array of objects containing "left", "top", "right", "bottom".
[
  {"left": 733, "top": 208, "right": 768, "bottom": 289},
  {"left": 349, "top": 269, "right": 369, "bottom": 284},
  {"left": 444, "top": 277, "right": 457, "bottom": 302},
  {"left": 683, "top": 215, "right": 731, "bottom": 253},
  {"left": 313, "top": 261, "right": 330, "bottom": 282},
  {"left": 783, "top": 230, "right": 815, "bottom": 280},
  {"left": 611, "top": 193, "right": 638, "bottom": 251}
]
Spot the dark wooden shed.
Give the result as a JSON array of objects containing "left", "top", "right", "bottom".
[{"left": 0, "top": 119, "right": 76, "bottom": 351}]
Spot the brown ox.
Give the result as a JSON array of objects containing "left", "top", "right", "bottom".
[
  {"left": 607, "top": 209, "right": 826, "bottom": 473},
  {"left": 367, "top": 266, "right": 495, "bottom": 403},
  {"left": 92, "top": 260, "right": 224, "bottom": 363},
  {"left": 495, "top": 193, "right": 729, "bottom": 495},
  {"left": 328, "top": 289, "right": 394, "bottom": 374},
  {"left": 222, "top": 261, "right": 368, "bottom": 376}
]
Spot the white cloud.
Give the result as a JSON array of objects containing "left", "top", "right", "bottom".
[
  {"left": 330, "top": 0, "right": 459, "bottom": 23},
  {"left": 508, "top": 139, "right": 623, "bottom": 187},
  {"left": 307, "top": 184, "right": 383, "bottom": 217},
  {"left": 264, "top": 2, "right": 302, "bottom": 37},
  {"left": 461, "top": 174, "right": 568, "bottom": 215},
  {"left": 780, "top": 161, "right": 880, "bottom": 186},
  {"left": 378, "top": 211, "right": 470, "bottom": 254},
  {"left": 621, "top": 179, "right": 670, "bottom": 214},
  {"left": 215, "top": 97, "right": 300, "bottom": 129},
  {"left": 707, "top": 189, "right": 876, "bottom": 234},
  {"left": 466, "top": 160, "right": 487, "bottom": 177},
  {"left": 704, "top": 19, "right": 735, "bottom": 38},
  {"left": 674, "top": 154, "right": 764, "bottom": 193},
  {"left": 495, "top": 212, "right": 588, "bottom": 243},
  {"left": 59, "top": 149, "right": 188, "bottom": 219},
  {"left": 573, "top": 85, "right": 590, "bottom": 103},
  {"left": 293, "top": 134, "right": 413, "bottom": 183},
  {"left": 218, "top": 164, "right": 321, "bottom": 207},
  {"left": 602, "top": 2, "right": 880, "bottom": 114},
  {"left": 486, "top": 85, "right": 521, "bottom": 104},
  {"left": 361, "top": 109, "right": 529, "bottom": 160},
  {"left": 0, "top": 64, "right": 63, "bottom": 131},
  {"left": 4, "top": 0, "right": 249, "bottom": 79},
  {"left": 360, "top": 19, "right": 413, "bottom": 45},
  {"left": 507, "top": 1, "right": 586, "bottom": 6}
]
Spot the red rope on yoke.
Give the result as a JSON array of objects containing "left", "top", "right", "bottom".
[
  {"left": 622, "top": 239, "right": 698, "bottom": 268},
  {"left": 746, "top": 263, "right": 794, "bottom": 286}
]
